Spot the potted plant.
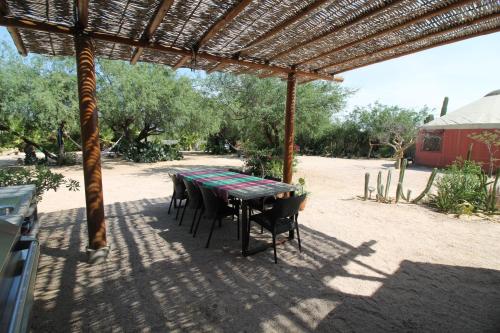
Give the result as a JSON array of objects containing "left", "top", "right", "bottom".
[{"left": 296, "top": 177, "right": 309, "bottom": 211}]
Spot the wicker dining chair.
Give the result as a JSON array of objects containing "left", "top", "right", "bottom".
[
  {"left": 249, "top": 194, "right": 306, "bottom": 263},
  {"left": 248, "top": 175, "right": 282, "bottom": 233},
  {"left": 194, "top": 186, "right": 240, "bottom": 248},
  {"left": 168, "top": 174, "right": 188, "bottom": 220},
  {"left": 180, "top": 179, "right": 204, "bottom": 233}
]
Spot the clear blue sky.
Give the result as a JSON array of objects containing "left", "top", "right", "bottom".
[{"left": 2, "top": 27, "right": 499, "bottom": 115}]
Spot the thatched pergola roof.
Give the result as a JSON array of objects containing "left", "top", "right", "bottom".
[{"left": 1, "top": 1, "right": 500, "bottom": 80}]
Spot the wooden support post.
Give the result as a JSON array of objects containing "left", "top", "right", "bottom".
[
  {"left": 283, "top": 71, "right": 297, "bottom": 184},
  {"left": 75, "top": 32, "right": 107, "bottom": 252}
]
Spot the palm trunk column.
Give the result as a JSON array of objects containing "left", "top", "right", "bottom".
[
  {"left": 283, "top": 71, "right": 297, "bottom": 184},
  {"left": 75, "top": 32, "right": 108, "bottom": 262}
]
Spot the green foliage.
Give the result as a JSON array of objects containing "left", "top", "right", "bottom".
[
  {"left": 98, "top": 60, "right": 218, "bottom": 143},
  {"left": 351, "top": 102, "right": 431, "bottom": 161},
  {"left": 204, "top": 73, "right": 352, "bottom": 152},
  {"left": 241, "top": 145, "right": 286, "bottom": 179},
  {"left": 0, "top": 49, "right": 80, "bottom": 149},
  {"left": 122, "top": 141, "right": 182, "bottom": 163},
  {"left": 205, "top": 133, "right": 231, "bottom": 155},
  {"left": 0, "top": 166, "right": 80, "bottom": 202},
  {"left": 468, "top": 130, "right": 500, "bottom": 177},
  {"left": 298, "top": 120, "right": 370, "bottom": 157},
  {"left": 430, "top": 160, "right": 488, "bottom": 214}
]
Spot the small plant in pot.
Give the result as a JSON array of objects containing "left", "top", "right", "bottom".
[{"left": 296, "top": 177, "right": 309, "bottom": 211}]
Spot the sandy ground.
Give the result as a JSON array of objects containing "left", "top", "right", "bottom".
[{"left": 3, "top": 153, "right": 499, "bottom": 332}]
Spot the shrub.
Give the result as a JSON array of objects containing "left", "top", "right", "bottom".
[
  {"left": 430, "top": 159, "right": 487, "bottom": 214},
  {"left": 205, "top": 134, "right": 231, "bottom": 155},
  {"left": 242, "top": 146, "right": 292, "bottom": 180},
  {"left": 0, "top": 166, "right": 80, "bottom": 202},
  {"left": 122, "top": 141, "right": 183, "bottom": 163}
]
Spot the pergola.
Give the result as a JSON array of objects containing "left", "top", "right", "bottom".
[{"left": 1, "top": 0, "right": 498, "bottom": 255}]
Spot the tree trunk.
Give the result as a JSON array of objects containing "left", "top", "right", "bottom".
[{"left": 135, "top": 124, "right": 153, "bottom": 143}]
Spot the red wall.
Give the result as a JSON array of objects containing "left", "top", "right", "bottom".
[{"left": 415, "top": 128, "right": 500, "bottom": 171}]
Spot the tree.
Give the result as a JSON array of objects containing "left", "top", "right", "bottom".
[
  {"left": 97, "top": 60, "right": 216, "bottom": 144},
  {"left": 0, "top": 44, "right": 79, "bottom": 160},
  {"left": 352, "top": 102, "right": 431, "bottom": 168},
  {"left": 469, "top": 130, "right": 500, "bottom": 177},
  {"left": 203, "top": 73, "right": 352, "bottom": 152}
]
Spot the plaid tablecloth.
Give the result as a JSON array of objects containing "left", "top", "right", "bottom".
[{"left": 176, "top": 168, "right": 293, "bottom": 201}]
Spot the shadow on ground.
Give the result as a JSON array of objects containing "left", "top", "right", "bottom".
[{"left": 32, "top": 198, "right": 500, "bottom": 332}]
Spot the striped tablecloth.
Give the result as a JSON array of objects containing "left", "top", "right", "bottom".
[{"left": 176, "top": 168, "right": 295, "bottom": 201}]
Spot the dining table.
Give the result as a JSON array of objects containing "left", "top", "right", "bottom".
[{"left": 175, "top": 168, "right": 296, "bottom": 256}]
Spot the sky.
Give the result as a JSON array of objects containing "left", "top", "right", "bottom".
[{"left": 2, "top": 27, "right": 499, "bottom": 116}]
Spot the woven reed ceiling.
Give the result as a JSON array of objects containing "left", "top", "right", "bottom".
[{"left": 1, "top": 0, "right": 500, "bottom": 82}]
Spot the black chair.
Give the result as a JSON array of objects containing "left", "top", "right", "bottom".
[
  {"left": 249, "top": 175, "right": 282, "bottom": 211},
  {"left": 179, "top": 179, "right": 204, "bottom": 233},
  {"left": 194, "top": 186, "right": 240, "bottom": 248},
  {"left": 249, "top": 194, "right": 306, "bottom": 263},
  {"left": 168, "top": 174, "right": 188, "bottom": 220},
  {"left": 248, "top": 175, "right": 282, "bottom": 233}
]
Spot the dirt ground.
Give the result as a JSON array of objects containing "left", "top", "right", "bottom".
[{"left": 4, "top": 153, "right": 499, "bottom": 332}]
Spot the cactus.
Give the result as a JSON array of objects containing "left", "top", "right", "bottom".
[
  {"left": 466, "top": 143, "right": 473, "bottom": 161},
  {"left": 384, "top": 170, "right": 392, "bottom": 200},
  {"left": 406, "top": 189, "right": 412, "bottom": 202},
  {"left": 377, "top": 171, "right": 383, "bottom": 199},
  {"left": 440, "top": 96, "right": 449, "bottom": 116},
  {"left": 487, "top": 168, "right": 499, "bottom": 212},
  {"left": 412, "top": 168, "right": 438, "bottom": 203},
  {"left": 364, "top": 172, "right": 370, "bottom": 200},
  {"left": 395, "top": 159, "right": 407, "bottom": 203}
]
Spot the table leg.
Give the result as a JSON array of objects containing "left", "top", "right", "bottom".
[
  {"left": 241, "top": 200, "right": 249, "bottom": 256},
  {"left": 288, "top": 191, "right": 295, "bottom": 240}
]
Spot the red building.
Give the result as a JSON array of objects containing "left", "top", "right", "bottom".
[{"left": 415, "top": 90, "right": 500, "bottom": 171}]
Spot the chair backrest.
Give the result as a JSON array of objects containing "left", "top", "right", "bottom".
[
  {"left": 170, "top": 174, "right": 186, "bottom": 194},
  {"left": 183, "top": 179, "right": 202, "bottom": 208},
  {"left": 199, "top": 186, "right": 223, "bottom": 218},
  {"left": 270, "top": 194, "right": 306, "bottom": 220},
  {"left": 264, "top": 175, "right": 282, "bottom": 182},
  {"left": 228, "top": 168, "right": 242, "bottom": 173}
]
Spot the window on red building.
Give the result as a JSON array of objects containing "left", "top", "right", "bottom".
[{"left": 422, "top": 130, "right": 443, "bottom": 152}]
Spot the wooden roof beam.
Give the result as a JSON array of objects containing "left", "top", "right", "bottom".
[
  {"left": 0, "top": 1, "right": 27, "bottom": 56},
  {"left": 76, "top": 0, "right": 89, "bottom": 29},
  {"left": 130, "top": 0, "right": 175, "bottom": 64},
  {"left": 258, "top": 71, "right": 279, "bottom": 78},
  {"left": 299, "top": 78, "right": 316, "bottom": 85},
  {"left": 196, "top": 0, "right": 253, "bottom": 49},
  {"left": 270, "top": 0, "right": 405, "bottom": 61},
  {"left": 297, "top": 0, "right": 476, "bottom": 67},
  {"left": 207, "top": 62, "right": 228, "bottom": 74},
  {"left": 319, "top": 12, "right": 500, "bottom": 72},
  {"left": 173, "top": 55, "right": 191, "bottom": 69},
  {"left": 0, "top": 16, "right": 342, "bottom": 82},
  {"left": 241, "top": 0, "right": 331, "bottom": 53},
  {"left": 335, "top": 24, "right": 500, "bottom": 74}
]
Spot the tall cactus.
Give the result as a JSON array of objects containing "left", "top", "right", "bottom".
[
  {"left": 364, "top": 173, "right": 370, "bottom": 200},
  {"left": 395, "top": 159, "right": 407, "bottom": 203},
  {"left": 377, "top": 171, "right": 383, "bottom": 201},
  {"left": 412, "top": 168, "right": 438, "bottom": 203},
  {"left": 487, "top": 168, "right": 500, "bottom": 212},
  {"left": 440, "top": 96, "right": 449, "bottom": 117},
  {"left": 384, "top": 169, "right": 392, "bottom": 200}
]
